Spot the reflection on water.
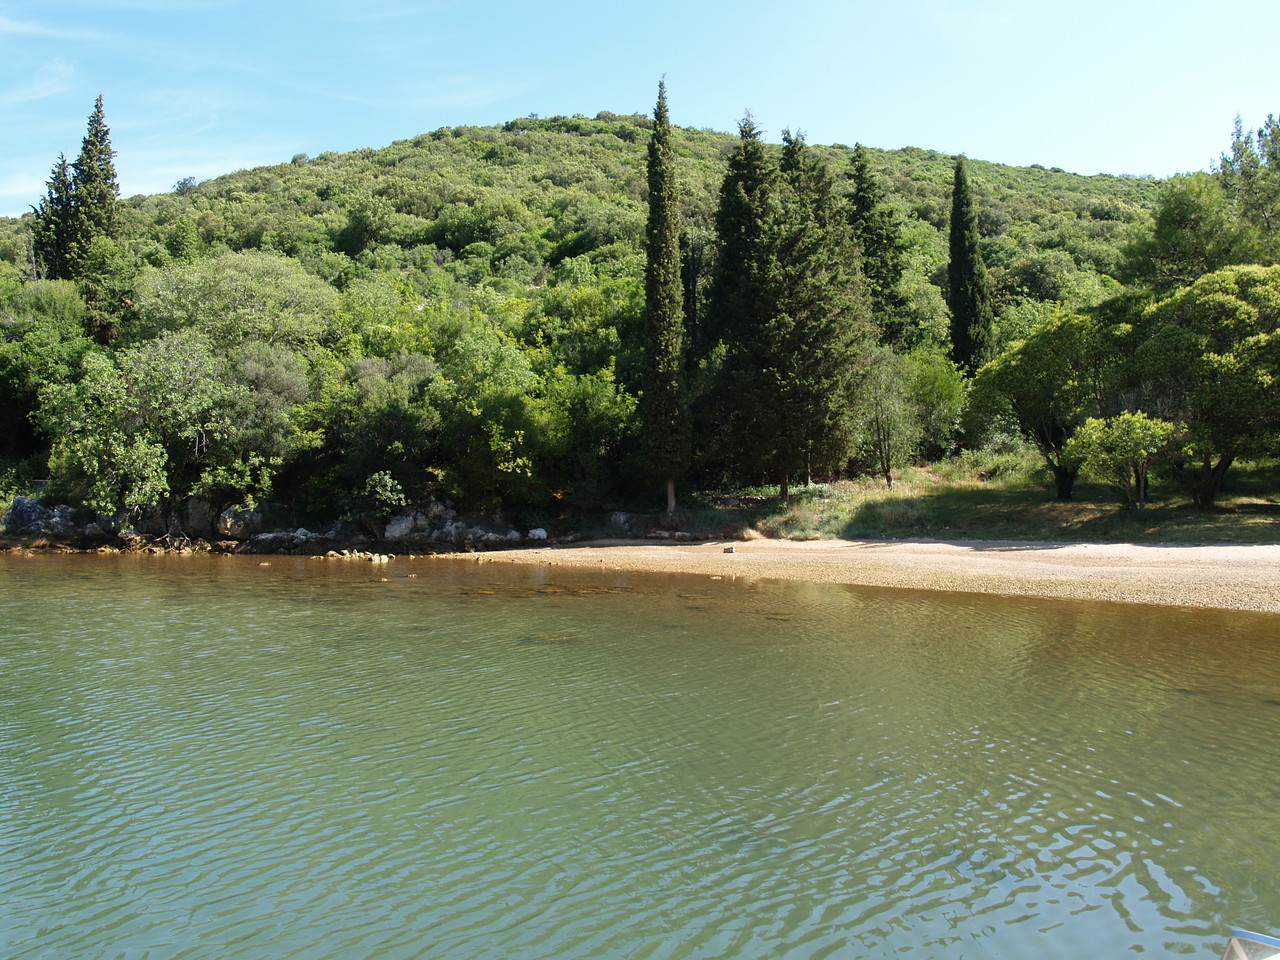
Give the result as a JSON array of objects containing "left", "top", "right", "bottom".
[{"left": 2, "top": 554, "right": 1278, "bottom": 960}]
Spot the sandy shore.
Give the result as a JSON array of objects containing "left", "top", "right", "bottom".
[{"left": 471, "top": 537, "right": 1280, "bottom": 612}]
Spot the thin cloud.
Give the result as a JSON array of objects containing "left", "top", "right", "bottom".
[
  {"left": 318, "top": 75, "right": 529, "bottom": 111},
  {"left": 0, "top": 59, "right": 76, "bottom": 106},
  {"left": 0, "top": 14, "right": 101, "bottom": 40},
  {"left": 53, "top": 0, "right": 234, "bottom": 10},
  {"left": 327, "top": 0, "right": 456, "bottom": 22}
]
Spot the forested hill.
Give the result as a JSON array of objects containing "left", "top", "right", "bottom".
[
  {"left": 2, "top": 110, "right": 1162, "bottom": 333},
  {"left": 0, "top": 104, "right": 1200, "bottom": 534}
]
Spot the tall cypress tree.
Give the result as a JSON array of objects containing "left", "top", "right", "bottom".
[
  {"left": 638, "top": 80, "right": 690, "bottom": 513},
  {"left": 947, "top": 155, "right": 994, "bottom": 373},
  {"left": 848, "top": 144, "right": 908, "bottom": 342}
]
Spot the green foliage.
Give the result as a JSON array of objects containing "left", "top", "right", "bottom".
[
  {"left": 1, "top": 102, "right": 1208, "bottom": 526},
  {"left": 637, "top": 81, "right": 690, "bottom": 509},
  {"left": 947, "top": 157, "right": 995, "bottom": 372},
  {"left": 707, "top": 125, "right": 872, "bottom": 495},
  {"left": 131, "top": 249, "right": 342, "bottom": 348},
  {"left": 1064, "top": 411, "right": 1177, "bottom": 507},
  {"left": 0, "top": 280, "right": 95, "bottom": 459},
  {"left": 971, "top": 310, "right": 1113, "bottom": 499},
  {"left": 855, "top": 347, "right": 922, "bottom": 487},
  {"left": 37, "top": 330, "right": 258, "bottom": 524},
  {"left": 1130, "top": 263, "right": 1280, "bottom": 505},
  {"left": 904, "top": 346, "right": 965, "bottom": 459},
  {"left": 848, "top": 144, "right": 909, "bottom": 341},
  {"left": 1122, "top": 173, "right": 1249, "bottom": 293}
]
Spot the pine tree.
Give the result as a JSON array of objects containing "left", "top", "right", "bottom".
[
  {"left": 638, "top": 80, "right": 690, "bottom": 514},
  {"left": 947, "top": 155, "right": 994, "bottom": 374},
  {"left": 848, "top": 144, "right": 908, "bottom": 342}
]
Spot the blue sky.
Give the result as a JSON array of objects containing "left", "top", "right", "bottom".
[{"left": 2, "top": 0, "right": 1277, "bottom": 217}]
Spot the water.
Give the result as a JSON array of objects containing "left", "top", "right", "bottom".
[{"left": 2, "top": 554, "right": 1278, "bottom": 960}]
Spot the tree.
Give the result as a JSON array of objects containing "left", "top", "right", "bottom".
[
  {"left": 68, "top": 95, "right": 120, "bottom": 263},
  {"left": 971, "top": 310, "right": 1113, "bottom": 500},
  {"left": 947, "top": 156, "right": 995, "bottom": 373},
  {"left": 31, "top": 96, "right": 120, "bottom": 283},
  {"left": 1130, "top": 264, "right": 1280, "bottom": 506},
  {"left": 1121, "top": 173, "right": 1249, "bottom": 293},
  {"left": 856, "top": 346, "right": 921, "bottom": 488},
  {"left": 707, "top": 126, "right": 870, "bottom": 497},
  {"left": 848, "top": 144, "right": 908, "bottom": 341},
  {"left": 637, "top": 80, "right": 690, "bottom": 513},
  {"left": 0, "top": 280, "right": 94, "bottom": 459},
  {"left": 36, "top": 330, "right": 259, "bottom": 531},
  {"left": 706, "top": 114, "right": 776, "bottom": 353},
  {"left": 131, "top": 249, "right": 342, "bottom": 349},
  {"left": 1064, "top": 412, "right": 1177, "bottom": 508},
  {"left": 30, "top": 156, "right": 74, "bottom": 281},
  {"left": 768, "top": 131, "right": 871, "bottom": 491},
  {"left": 1219, "top": 114, "right": 1280, "bottom": 260}
]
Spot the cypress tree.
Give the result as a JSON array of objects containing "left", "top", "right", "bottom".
[
  {"left": 705, "top": 114, "right": 780, "bottom": 483},
  {"left": 32, "top": 95, "right": 121, "bottom": 283},
  {"left": 947, "top": 155, "right": 994, "bottom": 373},
  {"left": 708, "top": 125, "right": 870, "bottom": 498},
  {"left": 769, "top": 131, "right": 871, "bottom": 495},
  {"left": 31, "top": 155, "right": 74, "bottom": 280},
  {"left": 69, "top": 94, "right": 120, "bottom": 262},
  {"left": 638, "top": 80, "right": 690, "bottom": 514},
  {"left": 706, "top": 113, "right": 776, "bottom": 352},
  {"left": 848, "top": 144, "right": 908, "bottom": 342}
]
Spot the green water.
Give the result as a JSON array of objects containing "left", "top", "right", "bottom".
[{"left": 2, "top": 554, "right": 1278, "bottom": 959}]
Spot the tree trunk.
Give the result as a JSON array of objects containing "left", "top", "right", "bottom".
[
  {"left": 1194, "top": 453, "right": 1234, "bottom": 507},
  {"left": 1051, "top": 463, "right": 1079, "bottom": 501},
  {"left": 780, "top": 472, "right": 790, "bottom": 501},
  {"left": 665, "top": 475, "right": 676, "bottom": 515}
]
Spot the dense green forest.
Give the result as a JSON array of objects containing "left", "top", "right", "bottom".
[{"left": 2, "top": 92, "right": 1277, "bottom": 539}]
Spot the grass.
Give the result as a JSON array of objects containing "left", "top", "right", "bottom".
[{"left": 686, "top": 451, "right": 1280, "bottom": 545}]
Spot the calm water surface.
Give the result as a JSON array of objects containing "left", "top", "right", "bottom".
[{"left": 2, "top": 554, "right": 1279, "bottom": 960}]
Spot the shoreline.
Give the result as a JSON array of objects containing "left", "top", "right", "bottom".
[
  {"left": 462, "top": 537, "right": 1280, "bottom": 613},
  {"left": 6, "top": 532, "right": 1279, "bottom": 613}
]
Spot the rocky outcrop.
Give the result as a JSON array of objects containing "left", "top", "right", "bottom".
[
  {"left": 2, "top": 497, "right": 81, "bottom": 537},
  {"left": 3, "top": 494, "right": 645, "bottom": 556}
]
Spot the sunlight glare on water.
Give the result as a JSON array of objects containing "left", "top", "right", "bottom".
[{"left": 2, "top": 554, "right": 1277, "bottom": 960}]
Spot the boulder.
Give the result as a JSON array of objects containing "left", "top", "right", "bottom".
[
  {"left": 180, "top": 499, "right": 218, "bottom": 539},
  {"left": 426, "top": 501, "right": 455, "bottom": 523},
  {"left": 528, "top": 527, "right": 548, "bottom": 541},
  {"left": 3, "top": 497, "right": 53, "bottom": 535},
  {"left": 384, "top": 508, "right": 429, "bottom": 541},
  {"left": 216, "top": 504, "right": 263, "bottom": 540}
]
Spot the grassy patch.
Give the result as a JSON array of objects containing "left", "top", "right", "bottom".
[{"left": 693, "top": 456, "right": 1280, "bottom": 545}]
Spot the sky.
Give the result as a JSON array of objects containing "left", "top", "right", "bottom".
[{"left": 2, "top": 0, "right": 1278, "bottom": 217}]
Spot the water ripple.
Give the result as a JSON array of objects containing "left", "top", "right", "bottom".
[{"left": 3, "top": 556, "right": 1279, "bottom": 958}]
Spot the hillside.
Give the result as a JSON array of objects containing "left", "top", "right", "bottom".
[{"left": 2, "top": 107, "right": 1196, "bottom": 537}]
